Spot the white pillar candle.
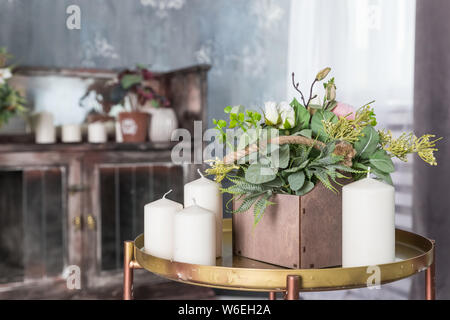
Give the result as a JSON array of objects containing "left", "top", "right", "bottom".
[
  {"left": 144, "top": 190, "right": 183, "bottom": 260},
  {"left": 184, "top": 169, "right": 223, "bottom": 257},
  {"left": 173, "top": 203, "right": 216, "bottom": 265},
  {"left": 61, "top": 124, "right": 82, "bottom": 143},
  {"left": 115, "top": 121, "right": 123, "bottom": 143},
  {"left": 342, "top": 173, "right": 395, "bottom": 267},
  {"left": 34, "top": 111, "right": 55, "bottom": 144},
  {"left": 88, "top": 121, "right": 107, "bottom": 143}
]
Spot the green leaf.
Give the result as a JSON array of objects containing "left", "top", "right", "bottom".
[
  {"left": 295, "top": 181, "right": 315, "bottom": 196},
  {"left": 354, "top": 126, "right": 379, "bottom": 159},
  {"left": 233, "top": 194, "right": 261, "bottom": 213},
  {"left": 270, "top": 144, "right": 290, "bottom": 169},
  {"left": 263, "top": 176, "right": 283, "bottom": 188},
  {"left": 120, "top": 74, "right": 142, "bottom": 89},
  {"left": 311, "top": 110, "right": 337, "bottom": 142},
  {"left": 371, "top": 167, "right": 393, "bottom": 185},
  {"left": 296, "top": 129, "right": 312, "bottom": 138},
  {"left": 369, "top": 149, "right": 395, "bottom": 173},
  {"left": 290, "top": 98, "right": 310, "bottom": 131},
  {"left": 217, "top": 120, "right": 227, "bottom": 128},
  {"left": 224, "top": 106, "right": 232, "bottom": 113},
  {"left": 288, "top": 171, "right": 305, "bottom": 191},
  {"left": 245, "top": 164, "right": 277, "bottom": 184}
]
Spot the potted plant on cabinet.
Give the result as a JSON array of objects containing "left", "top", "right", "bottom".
[
  {"left": 0, "top": 48, "right": 27, "bottom": 128},
  {"left": 206, "top": 67, "right": 441, "bottom": 269},
  {"left": 117, "top": 66, "right": 171, "bottom": 143},
  {"left": 79, "top": 65, "right": 171, "bottom": 143}
]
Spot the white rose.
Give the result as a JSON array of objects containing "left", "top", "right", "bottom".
[
  {"left": 0, "top": 68, "right": 12, "bottom": 85},
  {"left": 278, "top": 101, "right": 295, "bottom": 129},
  {"left": 263, "top": 101, "right": 281, "bottom": 126}
]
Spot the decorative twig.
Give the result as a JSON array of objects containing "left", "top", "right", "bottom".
[
  {"left": 291, "top": 72, "right": 308, "bottom": 107},
  {"left": 306, "top": 79, "right": 318, "bottom": 108}
]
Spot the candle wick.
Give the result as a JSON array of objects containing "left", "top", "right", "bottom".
[
  {"left": 163, "top": 189, "right": 173, "bottom": 199},
  {"left": 197, "top": 168, "right": 204, "bottom": 178},
  {"left": 367, "top": 167, "right": 371, "bottom": 178}
]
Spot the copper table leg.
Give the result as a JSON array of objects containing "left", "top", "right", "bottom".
[
  {"left": 285, "top": 275, "right": 300, "bottom": 300},
  {"left": 425, "top": 239, "right": 436, "bottom": 300},
  {"left": 269, "top": 291, "right": 277, "bottom": 300},
  {"left": 124, "top": 240, "right": 138, "bottom": 300}
]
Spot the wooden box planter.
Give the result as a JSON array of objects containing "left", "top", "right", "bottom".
[{"left": 232, "top": 182, "right": 344, "bottom": 269}]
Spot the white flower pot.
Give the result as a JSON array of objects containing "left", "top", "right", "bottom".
[{"left": 144, "top": 108, "right": 178, "bottom": 142}]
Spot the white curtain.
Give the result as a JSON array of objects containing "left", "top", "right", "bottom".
[
  {"left": 287, "top": 0, "right": 415, "bottom": 121},
  {"left": 287, "top": 0, "right": 417, "bottom": 299}
]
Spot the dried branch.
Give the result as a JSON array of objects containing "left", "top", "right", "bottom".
[{"left": 291, "top": 72, "right": 307, "bottom": 107}]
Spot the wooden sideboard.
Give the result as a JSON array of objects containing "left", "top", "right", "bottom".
[
  {"left": 0, "top": 64, "right": 210, "bottom": 298},
  {"left": 0, "top": 142, "right": 203, "bottom": 298}
]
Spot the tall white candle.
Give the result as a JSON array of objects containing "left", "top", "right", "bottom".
[
  {"left": 88, "top": 121, "right": 107, "bottom": 143},
  {"left": 342, "top": 173, "right": 395, "bottom": 267},
  {"left": 144, "top": 190, "right": 183, "bottom": 260},
  {"left": 184, "top": 170, "right": 223, "bottom": 257},
  {"left": 62, "top": 124, "right": 82, "bottom": 143},
  {"left": 34, "top": 111, "right": 55, "bottom": 144},
  {"left": 173, "top": 203, "right": 216, "bottom": 266}
]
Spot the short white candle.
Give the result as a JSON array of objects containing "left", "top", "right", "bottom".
[
  {"left": 115, "top": 121, "right": 123, "bottom": 143},
  {"left": 61, "top": 124, "right": 82, "bottom": 143},
  {"left": 34, "top": 111, "right": 55, "bottom": 144},
  {"left": 88, "top": 121, "right": 107, "bottom": 143},
  {"left": 173, "top": 203, "right": 216, "bottom": 266},
  {"left": 342, "top": 172, "right": 395, "bottom": 267},
  {"left": 184, "top": 169, "right": 223, "bottom": 257},
  {"left": 144, "top": 190, "right": 183, "bottom": 260}
]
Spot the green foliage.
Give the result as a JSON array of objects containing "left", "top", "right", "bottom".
[
  {"left": 208, "top": 66, "right": 441, "bottom": 226},
  {"left": 354, "top": 126, "right": 379, "bottom": 158},
  {"left": 0, "top": 49, "right": 27, "bottom": 127},
  {"left": 290, "top": 98, "right": 310, "bottom": 131},
  {"left": 311, "top": 110, "right": 337, "bottom": 141}
]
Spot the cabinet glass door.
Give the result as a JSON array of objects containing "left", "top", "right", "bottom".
[
  {"left": 98, "top": 163, "right": 183, "bottom": 271},
  {"left": 0, "top": 167, "right": 67, "bottom": 284}
]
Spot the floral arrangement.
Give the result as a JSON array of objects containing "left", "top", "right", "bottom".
[
  {"left": 0, "top": 48, "right": 26, "bottom": 127},
  {"left": 80, "top": 65, "right": 169, "bottom": 114},
  {"left": 207, "top": 67, "right": 441, "bottom": 225}
]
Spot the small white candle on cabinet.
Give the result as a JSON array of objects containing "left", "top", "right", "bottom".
[
  {"left": 184, "top": 170, "right": 223, "bottom": 257},
  {"left": 34, "top": 111, "right": 55, "bottom": 144},
  {"left": 144, "top": 190, "right": 183, "bottom": 260},
  {"left": 173, "top": 202, "right": 216, "bottom": 265},
  {"left": 88, "top": 121, "right": 107, "bottom": 143},
  {"left": 342, "top": 172, "right": 395, "bottom": 267},
  {"left": 62, "top": 124, "right": 82, "bottom": 143}
]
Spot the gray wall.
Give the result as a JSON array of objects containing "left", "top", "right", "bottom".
[{"left": 0, "top": 0, "right": 291, "bottom": 128}]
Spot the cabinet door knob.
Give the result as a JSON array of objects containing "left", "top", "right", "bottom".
[
  {"left": 73, "top": 216, "right": 82, "bottom": 231},
  {"left": 87, "top": 214, "right": 96, "bottom": 230}
]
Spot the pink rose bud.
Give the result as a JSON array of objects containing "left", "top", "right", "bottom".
[{"left": 332, "top": 102, "right": 356, "bottom": 120}]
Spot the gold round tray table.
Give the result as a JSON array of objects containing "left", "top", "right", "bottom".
[{"left": 123, "top": 219, "right": 435, "bottom": 300}]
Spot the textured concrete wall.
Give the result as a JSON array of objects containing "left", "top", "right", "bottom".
[{"left": 0, "top": 0, "right": 291, "bottom": 128}]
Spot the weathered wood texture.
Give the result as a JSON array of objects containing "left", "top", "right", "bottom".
[
  {"left": 233, "top": 182, "right": 344, "bottom": 269},
  {"left": 0, "top": 145, "right": 198, "bottom": 298}
]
